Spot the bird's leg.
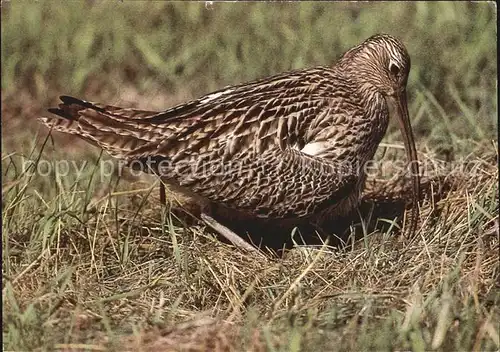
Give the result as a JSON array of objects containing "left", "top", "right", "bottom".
[
  {"left": 159, "top": 181, "right": 166, "bottom": 206},
  {"left": 200, "top": 213, "right": 258, "bottom": 252}
]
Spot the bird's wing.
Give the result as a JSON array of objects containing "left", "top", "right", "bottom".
[{"left": 126, "top": 67, "right": 339, "bottom": 162}]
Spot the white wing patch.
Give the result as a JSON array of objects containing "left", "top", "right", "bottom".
[
  {"left": 199, "top": 88, "right": 235, "bottom": 104},
  {"left": 300, "top": 141, "right": 329, "bottom": 156}
]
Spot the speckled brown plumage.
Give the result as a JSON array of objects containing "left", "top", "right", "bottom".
[{"left": 39, "top": 34, "right": 420, "bottom": 240}]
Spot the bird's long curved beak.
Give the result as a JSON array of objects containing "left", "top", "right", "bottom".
[{"left": 389, "top": 90, "right": 420, "bottom": 237}]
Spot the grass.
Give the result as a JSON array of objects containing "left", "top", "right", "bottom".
[{"left": 2, "top": 1, "right": 499, "bottom": 351}]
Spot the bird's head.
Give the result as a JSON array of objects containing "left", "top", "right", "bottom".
[
  {"left": 340, "top": 33, "right": 411, "bottom": 97},
  {"left": 340, "top": 34, "right": 420, "bottom": 237}
]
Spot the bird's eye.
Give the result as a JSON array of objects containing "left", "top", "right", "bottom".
[{"left": 389, "top": 62, "right": 400, "bottom": 76}]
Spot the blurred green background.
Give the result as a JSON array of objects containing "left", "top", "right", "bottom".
[{"left": 1, "top": 1, "right": 497, "bottom": 149}]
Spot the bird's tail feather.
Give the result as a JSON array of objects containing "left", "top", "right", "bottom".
[{"left": 38, "top": 96, "right": 164, "bottom": 159}]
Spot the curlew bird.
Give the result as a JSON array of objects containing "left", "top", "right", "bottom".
[{"left": 39, "top": 34, "right": 421, "bottom": 252}]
